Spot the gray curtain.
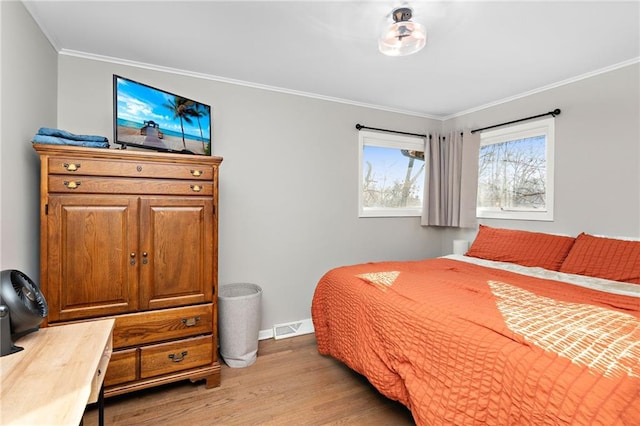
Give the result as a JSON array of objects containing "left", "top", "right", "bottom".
[{"left": 421, "top": 130, "right": 480, "bottom": 227}]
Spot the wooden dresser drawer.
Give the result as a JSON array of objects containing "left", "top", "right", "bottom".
[
  {"left": 113, "top": 304, "right": 213, "bottom": 348},
  {"left": 48, "top": 157, "right": 214, "bottom": 180},
  {"left": 140, "top": 335, "right": 213, "bottom": 379},
  {"left": 104, "top": 348, "right": 138, "bottom": 387},
  {"left": 48, "top": 175, "right": 213, "bottom": 195}
]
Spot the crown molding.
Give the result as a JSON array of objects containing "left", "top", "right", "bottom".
[
  {"left": 58, "top": 49, "right": 639, "bottom": 123},
  {"left": 443, "top": 57, "right": 640, "bottom": 121},
  {"left": 58, "top": 49, "right": 440, "bottom": 120}
]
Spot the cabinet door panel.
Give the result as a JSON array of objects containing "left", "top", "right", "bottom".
[
  {"left": 139, "top": 197, "right": 213, "bottom": 310},
  {"left": 47, "top": 195, "right": 139, "bottom": 321}
]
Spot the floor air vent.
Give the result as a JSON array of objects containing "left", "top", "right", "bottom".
[
  {"left": 271, "top": 319, "right": 315, "bottom": 340},
  {"left": 273, "top": 321, "right": 302, "bottom": 339}
]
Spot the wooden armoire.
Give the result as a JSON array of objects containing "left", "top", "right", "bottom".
[{"left": 33, "top": 144, "right": 222, "bottom": 396}]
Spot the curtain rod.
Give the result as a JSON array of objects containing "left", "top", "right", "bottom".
[
  {"left": 355, "top": 123, "right": 427, "bottom": 138},
  {"left": 470, "top": 109, "right": 561, "bottom": 134}
]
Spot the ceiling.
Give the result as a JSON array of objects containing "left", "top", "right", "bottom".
[{"left": 23, "top": 1, "right": 640, "bottom": 119}]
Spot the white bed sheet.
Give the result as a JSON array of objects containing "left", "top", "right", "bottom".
[{"left": 444, "top": 254, "right": 640, "bottom": 298}]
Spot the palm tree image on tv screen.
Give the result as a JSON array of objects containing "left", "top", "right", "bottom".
[{"left": 114, "top": 75, "right": 212, "bottom": 155}]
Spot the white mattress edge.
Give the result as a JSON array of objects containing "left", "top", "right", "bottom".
[{"left": 442, "top": 254, "right": 640, "bottom": 298}]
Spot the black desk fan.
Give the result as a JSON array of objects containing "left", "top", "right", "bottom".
[{"left": 0, "top": 270, "right": 48, "bottom": 356}]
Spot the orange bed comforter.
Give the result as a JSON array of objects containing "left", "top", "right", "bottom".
[{"left": 311, "top": 257, "right": 640, "bottom": 425}]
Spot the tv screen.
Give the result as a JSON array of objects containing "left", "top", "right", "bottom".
[{"left": 113, "top": 75, "right": 212, "bottom": 155}]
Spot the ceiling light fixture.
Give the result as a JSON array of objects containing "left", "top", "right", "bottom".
[{"left": 379, "top": 7, "right": 426, "bottom": 57}]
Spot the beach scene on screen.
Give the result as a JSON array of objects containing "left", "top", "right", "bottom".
[{"left": 115, "top": 76, "right": 211, "bottom": 155}]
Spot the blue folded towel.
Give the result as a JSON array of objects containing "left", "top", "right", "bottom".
[
  {"left": 37, "top": 127, "right": 109, "bottom": 143},
  {"left": 32, "top": 134, "right": 110, "bottom": 148}
]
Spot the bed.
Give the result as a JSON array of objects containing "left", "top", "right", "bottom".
[{"left": 311, "top": 226, "right": 640, "bottom": 425}]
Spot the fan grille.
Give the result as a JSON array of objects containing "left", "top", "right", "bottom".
[{"left": 10, "top": 270, "right": 48, "bottom": 317}]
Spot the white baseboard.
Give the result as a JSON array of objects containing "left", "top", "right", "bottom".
[
  {"left": 258, "top": 318, "right": 314, "bottom": 340},
  {"left": 258, "top": 329, "right": 274, "bottom": 340}
]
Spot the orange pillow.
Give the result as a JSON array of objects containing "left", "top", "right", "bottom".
[
  {"left": 466, "top": 225, "right": 575, "bottom": 271},
  {"left": 559, "top": 233, "right": 640, "bottom": 283}
]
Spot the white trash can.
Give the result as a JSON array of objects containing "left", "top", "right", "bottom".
[{"left": 218, "top": 283, "right": 262, "bottom": 368}]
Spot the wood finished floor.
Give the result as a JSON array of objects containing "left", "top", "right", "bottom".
[{"left": 83, "top": 333, "right": 415, "bottom": 425}]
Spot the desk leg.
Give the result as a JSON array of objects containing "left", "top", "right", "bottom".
[{"left": 98, "top": 383, "right": 105, "bottom": 426}]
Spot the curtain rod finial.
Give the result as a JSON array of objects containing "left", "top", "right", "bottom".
[
  {"left": 551, "top": 108, "right": 561, "bottom": 117},
  {"left": 355, "top": 124, "right": 363, "bottom": 130}
]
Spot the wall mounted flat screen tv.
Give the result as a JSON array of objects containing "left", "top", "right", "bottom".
[{"left": 113, "top": 75, "right": 212, "bottom": 155}]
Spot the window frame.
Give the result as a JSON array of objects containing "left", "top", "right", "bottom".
[
  {"left": 476, "top": 117, "right": 555, "bottom": 221},
  {"left": 358, "top": 130, "right": 425, "bottom": 218}
]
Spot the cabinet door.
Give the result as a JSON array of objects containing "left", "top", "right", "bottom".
[
  {"left": 46, "top": 195, "right": 140, "bottom": 321},
  {"left": 139, "top": 197, "right": 214, "bottom": 310}
]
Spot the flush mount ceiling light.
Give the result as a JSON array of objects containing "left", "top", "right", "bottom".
[{"left": 379, "top": 7, "right": 426, "bottom": 57}]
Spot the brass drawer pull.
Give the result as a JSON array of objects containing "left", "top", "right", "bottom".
[
  {"left": 63, "top": 163, "right": 81, "bottom": 172},
  {"left": 190, "top": 185, "right": 202, "bottom": 192},
  {"left": 64, "top": 181, "right": 81, "bottom": 189},
  {"left": 168, "top": 351, "right": 188, "bottom": 362},
  {"left": 182, "top": 316, "right": 200, "bottom": 327},
  {"left": 190, "top": 169, "right": 203, "bottom": 177}
]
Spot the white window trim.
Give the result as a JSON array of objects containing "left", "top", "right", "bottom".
[
  {"left": 358, "top": 130, "right": 425, "bottom": 218},
  {"left": 476, "top": 117, "right": 555, "bottom": 221}
]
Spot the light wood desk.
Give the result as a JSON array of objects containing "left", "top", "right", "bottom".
[{"left": 0, "top": 319, "right": 114, "bottom": 425}]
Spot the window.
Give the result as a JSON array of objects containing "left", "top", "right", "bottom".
[
  {"left": 477, "top": 117, "right": 555, "bottom": 221},
  {"left": 359, "top": 130, "right": 425, "bottom": 217}
]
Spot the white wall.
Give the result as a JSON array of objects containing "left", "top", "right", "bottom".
[
  {"left": 55, "top": 55, "right": 444, "bottom": 332},
  {"left": 0, "top": 2, "right": 57, "bottom": 279},
  {"left": 441, "top": 63, "right": 640, "bottom": 254}
]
